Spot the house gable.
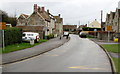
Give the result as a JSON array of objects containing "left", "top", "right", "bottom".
[
  {"left": 88, "top": 20, "right": 101, "bottom": 28},
  {"left": 27, "top": 12, "right": 45, "bottom": 26}
]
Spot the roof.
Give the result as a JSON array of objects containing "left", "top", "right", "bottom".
[
  {"left": 88, "top": 20, "right": 101, "bottom": 28},
  {"left": 22, "top": 14, "right": 29, "bottom": 18},
  {"left": 110, "top": 12, "right": 115, "bottom": 19},
  {"left": 63, "top": 25, "right": 77, "bottom": 29},
  {"left": 40, "top": 11, "right": 51, "bottom": 22},
  {"left": 54, "top": 16, "right": 63, "bottom": 23},
  {"left": 118, "top": 9, "right": 120, "bottom": 17},
  {"left": 78, "top": 25, "right": 87, "bottom": 28},
  {"left": 106, "top": 14, "right": 110, "bottom": 18},
  {"left": 18, "top": 14, "right": 29, "bottom": 19}
]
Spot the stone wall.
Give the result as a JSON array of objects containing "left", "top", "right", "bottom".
[{"left": 97, "top": 32, "right": 114, "bottom": 40}]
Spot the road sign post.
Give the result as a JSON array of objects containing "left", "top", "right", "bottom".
[
  {"left": 108, "top": 31, "right": 110, "bottom": 42},
  {"left": 2, "top": 30, "right": 5, "bottom": 51},
  {"left": 107, "top": 26, "right": 112, "bottom": 42}
]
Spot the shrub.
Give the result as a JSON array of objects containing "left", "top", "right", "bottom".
[
  {"left": 4, "top": 27, "right": 22, "bottom": 46},
  {"left": 46, "top": 34, "right": 54, "bottom": 40}
]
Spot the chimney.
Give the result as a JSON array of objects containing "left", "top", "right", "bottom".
[
  {"left": 38, "top": 6, "right": 41, "bottom": 12},
  {"left": 47, "top": 9, "right": 49, "bottom": 13},
  {"left": 34, "top": 4, "right": 38, "bottom": 13},
  {"left": 58, "top": 14, "right": 60, "bottom": 17},
  {"left": 42, "top": 7, "right": 45, "bottom": 12}
]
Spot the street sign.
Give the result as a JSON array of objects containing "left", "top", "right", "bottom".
[
  {"left": 107, "top": 26, "right": 112, "bottom": 31},
  {"left": 0, "top": 22, "right": 6, "bottom": 30}
]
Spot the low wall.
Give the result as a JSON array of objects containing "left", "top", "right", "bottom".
[{"left": 97, "top": 32, "right": 114, "bottom": 40}]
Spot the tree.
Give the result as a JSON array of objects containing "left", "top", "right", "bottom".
[
  {"left": 0, "top": 10, "right": 8, "bottom": 22},
  {"left": 0, "top": 10, "right": 17, "bottom": 26}
]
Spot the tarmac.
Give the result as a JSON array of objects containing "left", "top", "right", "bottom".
[{"left": 1, "top": 36, "right": 70, "bottom": 65}]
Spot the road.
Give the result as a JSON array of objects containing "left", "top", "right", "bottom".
[{"left": 3, "top": 34, "right": 112, "bottom": 72}]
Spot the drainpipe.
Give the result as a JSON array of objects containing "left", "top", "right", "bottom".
[{"left": 118, "top": 17, "right": 119, "bottom": 33}]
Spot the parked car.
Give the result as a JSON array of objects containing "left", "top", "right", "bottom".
[
  {"left": 79, "top": 32, "right": 87, "bottom": 38},
  {"left": 22, "top": 32, "right": 40, "bottom": 42},
  {"left": 63, "top": 31, "right": 69, "bottom": 37},
  {"left": 113, "top": 33, "right": 120, "bottom": 42}
]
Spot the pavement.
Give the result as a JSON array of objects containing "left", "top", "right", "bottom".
[
  {"left": 2, "top": 36, "right": 69, "bottom": 65},
  {"left": 90, "top": 38, "right": 120, "bottom": 58},
  {"left": 3, "top": 34, "right": 112, "bottom": 72}
]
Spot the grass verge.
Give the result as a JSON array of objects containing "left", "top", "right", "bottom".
[
  {"left": 0, "top": 39, "right": 48, "bottom": 54},
  {"left": 101, "top": 44, "right": 120, "bottom": 74},
  {"left": 112, "top": 58, "right": 120, "bottom": 74},
  {"left": 101, "top": 44, "right": 120, "bottom": 53}
]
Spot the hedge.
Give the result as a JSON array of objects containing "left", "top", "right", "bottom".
[
  {"left": 4, "top": 27, "right": 22, "bottom": 46},
  {"left": 82, "top": 27, "right": 101, "bottom": 31},
  {"left": 46, "top": 34, "right": 54, "bottom": 40}
]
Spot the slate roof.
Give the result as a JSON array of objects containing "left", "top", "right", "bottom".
[
  {"left": 54, "top": 16, "right": 63, "bottom": 23},
  {"left": 63, "top": 25, "right": 77, "bottom": 29},
  {"left": 40, "top": 11, "right": 51, "bottom": 22},
  {"left": 18, "top": 14, "right": 29, "bottom": 19}
]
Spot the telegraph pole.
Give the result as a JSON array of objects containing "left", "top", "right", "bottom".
[
  {"left": 101, "top": 10, "right": 103, "bottom": 31},
  {"left": 14, "top": 9, "right": 17, "bottom": 18},
  {"left": 100, "top": 10, "right": 103, "bottom": 40},
  {"left": 78, "top": 21, "right": 80, "bottom": 25}
]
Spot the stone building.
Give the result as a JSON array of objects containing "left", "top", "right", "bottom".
[
  {"left": 17, "top": 14, "right": 29, "bottom": 26},
  {"left": 17, "top": 4, "right": 63, "bottom": 38},
  {"left": 54, "top": 14, "right": 63, "bottom": 36},
  {"left": 113, "top": 8, "right": 120, "bottom": 32},
  {"left": 105, "top": 9, "right": 120, "bottom": 32},
  {"left": 87, "top": 19, "right": 101, "bottom": 28},
  {"left": 63, "top": 25, "right": 77, "bottom": 32}
]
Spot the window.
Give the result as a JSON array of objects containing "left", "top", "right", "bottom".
[
  {"left": 27, "top": 34, "right": 33, "bottom": 36},
  {"left": 23, "top": 34, "right": 25, "bottom": 36}
]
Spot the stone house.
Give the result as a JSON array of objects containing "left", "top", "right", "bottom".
[
  {"left": 63, "top": 25, "right": 77, "bottom": 32},
  {"left": 54, "top": 14, "right": 63, "bottom": 36},
  {"left": 105, "top": 9, "right": 120, "bottom": 33},
  {"left": 105, "top": 13, "right": 110, "bottom": 28},
  {"left": 17, "top": 4, "right": 63, "bottom": 38},
  {"left": 105, "top": 12, "right": 115, "bottom": 31},
  {"left": 17, "top": 14, "right": 29, "bottom": 26},
  {"left": 87, "top": 19, "right": 101, "bottom": 28},
  {"left": 113, "top": 8, "right": 120, "bottom": 32}
]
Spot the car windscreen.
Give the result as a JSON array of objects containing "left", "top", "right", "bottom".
[
  {"left": 27, "top": 34, "right": 34, "bottom": 36},
  {"left": 23, "top": 34, "right": 25, "bottom": 36}
]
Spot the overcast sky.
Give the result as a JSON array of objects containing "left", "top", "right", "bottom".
[{"left": 0, "top": 0, "right": 120, "bottom": 25}]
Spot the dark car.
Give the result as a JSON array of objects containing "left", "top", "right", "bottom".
[{"left": 79, "top": 32, "right": 87, "bottom": 38}]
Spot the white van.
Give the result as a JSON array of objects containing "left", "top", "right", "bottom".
[{"left": 22, "top": 32, "right": 40, "bottom": 42}]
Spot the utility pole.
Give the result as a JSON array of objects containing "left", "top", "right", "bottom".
[
  {"left": 14, "top": 9, "right": 17, "bottom": 18},
  {"left": 100, "top": 10, "right": 103, "bottom": 40},
  {"left": 78, "top": 21, "right": 80, "bottom": 25},
  {"left": 101, "top": 10, "right": 103, "bottom": 31},
  {"left": 2, "top": 30, "right": 4, "bottom": 51},
  {"left": 118, "top": 16, "right": 119, "bottom": 33}
]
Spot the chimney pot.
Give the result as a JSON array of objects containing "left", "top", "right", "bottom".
[
  {"left": 42, "top": 7, "right": 45, "bottom": 12},
  {"left": 34, "top": 4, "right": 38, "bottom": 13},
  {"left": 47, "top": 9, "right": 49, "bottom": 13},
  {"left": 58, "top": 14, "right": 60, "bottom": 17},
  {"left": 38, "top": 6, "right": 41, "bottom": 12}
]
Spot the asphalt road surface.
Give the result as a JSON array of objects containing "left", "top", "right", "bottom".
[{"left": 3, "top": 34, "right": 112, "bottom": 72}]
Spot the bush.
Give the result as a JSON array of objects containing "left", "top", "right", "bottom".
[
  {"left": 46, "top": 34, "right": 54, "bottom": 40},
  {"left": 87, "top": 35, "right": 95, "bottom": 38},
  {"left": 4, "top": 27, "right": 22, "bottom": 46}
]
